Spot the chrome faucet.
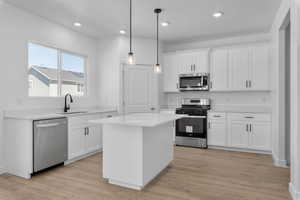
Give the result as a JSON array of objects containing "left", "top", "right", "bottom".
[{"left": 64, "top": 93, "right": 73, "bottom": 113}]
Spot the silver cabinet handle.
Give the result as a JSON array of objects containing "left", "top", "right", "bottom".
[
  {"left": 84, "top": 127, "right": 87, "bottom": 136},
  {"left": 249, "top": 124, "right": 252, "bottom": 132},
  {"left": 107, "top": 115, "right": 113, "bottom": 118},
  {"left": 246, "top": 80, "right": 248, "bottom": 88},
  {"left": 208, "top": 121, "right": 211, "bottom": 129},
  {"left": 213, "top": 115, "right": 221, "bottom": 118},
  {"left": 210, "top": 81, "right": 213, "bottom": 89},
  {"left": 246, "top": 124, "right": 249, "bottom": 132},
  {"left": 176, "top": 83, "right": 179, "bottom": 89},
  {"left": 249, "top": 80, "right": 252, "bottom": 88},
  {"left": 87, "top": 127, "right": 89, "bottom": 135},
  {"left": 190, "top": 65, "right": 193, "bottom": 72},
  {"left": 36, "top": 123, "right": 60, "bottom": 128}
]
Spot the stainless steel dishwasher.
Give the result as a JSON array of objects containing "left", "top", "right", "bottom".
[{"left": 33, "top": 117, "right": 68, "bottom": 173}]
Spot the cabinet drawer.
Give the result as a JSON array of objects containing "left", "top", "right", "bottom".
[
  {"left": 208, "top": 112, "right": 226, "bottom": 120},
  {"left": 68, "top": 114, "right": 102, "bottom": 128},
  {"left": 68, "top": 112, "right": 117, "bottom": 128},
  {"left": 228, "top": 113, "right": 271, "bottom": 122}
]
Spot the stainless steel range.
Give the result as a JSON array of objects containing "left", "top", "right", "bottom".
[{"left": 175, "top": 98, "right": 210, "bottom": 148}]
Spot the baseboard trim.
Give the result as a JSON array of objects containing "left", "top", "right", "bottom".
[
  {"left": 65, "top": 149, "right": 102, "bottom": 165},
  {"left": 272, "top": 154, "right": 289, "bottom": 168},
  {"left": 289, "top": 182, "right": 300, "bottom": 200},
  {"left": 208, "top": 146, "right": 272, "bottom": 155}
]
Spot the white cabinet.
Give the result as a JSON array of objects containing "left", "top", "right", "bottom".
[
  {"left": 249, "top": 45, "right": 270, "bottom": 90},
  {"left": 229, "top": 120, "right": 248, "bottom": 148},
  {"left": 229, "top": 47, "right": 250, "bottom": 90},
  {"left": 163, "top": 49, "right": 208, "bottom": 92},
  {"left": 163, "top": 54, "right": 179, "bottom": 92},
  {"left": 68, "top": 112, "right": 117, "bottom": 160},
  {"left": 227, "top": 113, "right": 271, "bottom": 151},
  {"left": 68, "top": 127, "right": 86, "bottom": 159},
  {"left": 85, "top": 125, "right": 102, "bottom": 153},
  {"left": 210, "top": 49, "right": 229, "bottom": 91},
  {"left": 248, "top": 122, "right": 271, "bottom": 150},
  {"left": 211, "top": 43, "right": 270, "bottom": 91},
  {"left": 207, "top": 112, "right": 227, "bottom": 146},
  {"left": 179, "top": 50, "right": 209, "bottom": 74}
]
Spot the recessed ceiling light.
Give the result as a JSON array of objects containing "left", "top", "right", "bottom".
[
  {"left": 120, "top": 30, "right": 127, "bottom": 35},
  {"left": 73, "top": 22, "right": 82, "bottom": 27},
  {"left": 213, "top": 11, "right": 224, "bottom": 18},
  {"left": 161, "top": 21, "right": 170, "bottom": 27}
]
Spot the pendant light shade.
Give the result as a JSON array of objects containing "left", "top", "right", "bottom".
[
  {"left": 128, "top": 0, "right": 135, "bottom": 65},
  {"left": 154, "top": 8, "right": 162, "bottom": 73}
]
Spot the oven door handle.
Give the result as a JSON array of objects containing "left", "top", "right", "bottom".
[{"left": 182, "top": 115, "right": 207, "bottom": 119}]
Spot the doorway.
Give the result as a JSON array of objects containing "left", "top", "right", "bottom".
[
  {"left": 121, "top": 64, "right": 159, "bottom": 114},
  {"left": 279, "top": 12, "right": 291, "bottom": 166}
]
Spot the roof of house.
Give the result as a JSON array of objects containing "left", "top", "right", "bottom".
[{"left": 29, "top": 66, "right": 84, "bottom": 85}]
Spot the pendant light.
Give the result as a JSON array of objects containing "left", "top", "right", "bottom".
[
  {"left": 128, "top": 0, "right": 135, "bottom": 65},
  {"left": 154, "top": 8, "right": 162, "bottom": 73}
]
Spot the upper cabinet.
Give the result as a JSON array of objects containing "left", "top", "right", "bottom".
[
  {"left": 179, "top": 50, "right": 209, "bottom": 74},
  {"left": 210, "top": 48, "right": 229, "bottom": 91},
  {"left": 163, "top": 43, "right": 270, "bottom": 93},
  {"left": 163, "top": 53, "right": 179, "bottom": 92},
  {"left": 249, "top": 45, "right": 270, "bottom": 91},
  {"left": 163, "top": 49, "right": 209, "bottom": 92},
  {"left": 210, "top": 43, "right": 270, "bottom": 92}
]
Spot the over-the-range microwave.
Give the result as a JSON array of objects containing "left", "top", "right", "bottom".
[{"left": 178, "top": 73, "right": 209, "bottom": 91}]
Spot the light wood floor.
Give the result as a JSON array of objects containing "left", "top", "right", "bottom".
[{"left": 0, "top": 147, "right": 291, "bottom": 200}]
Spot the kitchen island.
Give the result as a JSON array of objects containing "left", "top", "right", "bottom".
[{"left": 90, "top": 113, "right": 183, "bottom": 190}]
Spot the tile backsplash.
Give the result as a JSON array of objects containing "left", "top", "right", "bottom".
[{"left": 163, "top": 91, "right": 272, "bottom": 112}]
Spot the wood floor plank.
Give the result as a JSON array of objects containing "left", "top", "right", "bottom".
[{"left": 0, "top": 147, "right": 291, "bottom": 200}]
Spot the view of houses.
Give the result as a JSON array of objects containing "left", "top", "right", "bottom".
[{"left": 28, "top": 65, "right": 85, "bottom": 97}]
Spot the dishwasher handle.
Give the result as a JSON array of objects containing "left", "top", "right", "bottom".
[{"left": 36, "top": 122, "right": 64, "bottom": 128}]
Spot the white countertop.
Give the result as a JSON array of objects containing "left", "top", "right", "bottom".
[
  {"left": 90, "top": 113, "right": 183, "bottom": 127},
  {"left": 4, "top": 107, "right": 118, "bottom": 120}
]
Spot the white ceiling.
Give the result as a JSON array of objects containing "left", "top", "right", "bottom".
[{"left": 4, "top": 0, "right": 281, "bottom": 43}]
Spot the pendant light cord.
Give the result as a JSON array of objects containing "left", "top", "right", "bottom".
[
  {"left": 130, "top": 0, "right": 132, "bottom": 53},
  {"left": 156, "top": 12, "right": 159, "bottom": 65}
]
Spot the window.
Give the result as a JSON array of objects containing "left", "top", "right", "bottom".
[
  {"left": 29, "top": 80, "right": 33, "bottom": 89},
  {"left": 28, "top": 43, "right": 86, "bottom": 97}
]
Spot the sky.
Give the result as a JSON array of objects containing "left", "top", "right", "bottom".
[{"left": 28, "top": 43, "right": 84, "bottom": 73}]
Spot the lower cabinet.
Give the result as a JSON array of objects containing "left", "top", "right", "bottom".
[
  {"left": 208, "top": 112, "right": 271, "bottom": 152},
  {"left": 207, "top": 113, "right": 227, "bottom": 146},
  {"left": 68, "top": 112, "right": 117, "bottom": 160},
  {"left": 68, "top": 127, "right": 86, "bottom": 159},
  {"left": 229, "top": 120, "right": 249, "bottom": 148},
  {"left": 248, "top": 122, "right": 271, "bottom": 150},
  {"left": 227, "top": 113, "right": 271, "bottom": 151}
]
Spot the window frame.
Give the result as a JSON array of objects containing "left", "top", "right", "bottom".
[{"left": 27, "top": 41, "right": 88, "bottom": 98}]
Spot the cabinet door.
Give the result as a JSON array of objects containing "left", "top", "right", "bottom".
[
  {"left": 178, "top": 53, "right": 193, "bottom": 74},
  {"left": 249, "top": 45, "right": 270, "bottom": 90},
  {"left": 207, "top": 120, "right": 227, "bottom": 146},
  {"left": 193, "top": 50, "right": 209, "bottom": 73},
  {"left": 85, "top": 125, "right": 102, "bottom": 153},
  {"left": 248, "top": 122, "right": 271, "bottom": 151},
  {"left": 68, "top": 127, "right": 86, "bottom": 160},
  {"left": 210, "top": 49, "right": 228, "bottom": 91},
  {"left": 163, "top": 54, "right": 179, "bottom": 92},
  {"left": 229, "top": 47, "right": 250, "bottom": 90},
  {"left": 229, "top": 120, "right": 248, "bottom": 148}
]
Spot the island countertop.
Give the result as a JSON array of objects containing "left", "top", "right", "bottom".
[{"left": 90, "top": 113, "right": 184, "bottom": 127}]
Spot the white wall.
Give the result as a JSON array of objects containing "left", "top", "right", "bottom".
[
  {"left": 0, "top": 3, "right": 98, "bottom": 171},
  {"left": 97, "top": 36, "right": 164, "bottom": 110},
  {"left": 270, "top": 0, "right": 300, "bottom": 199}
]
